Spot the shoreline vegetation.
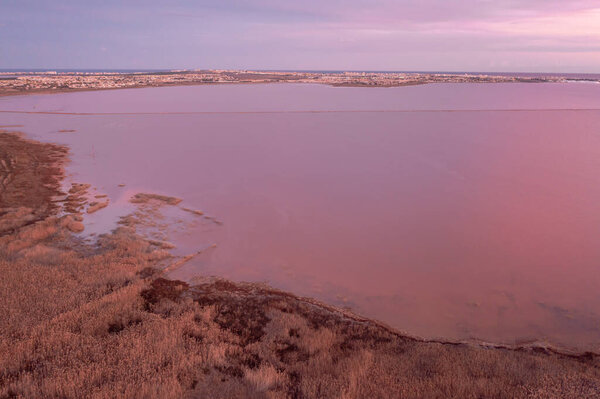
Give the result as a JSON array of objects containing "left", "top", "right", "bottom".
[
  {"left": 1, "top": 69, "right": 597, "bottom": 97},
  {"left": 1, "top": 130, "right": 600, "bottom": 398}
]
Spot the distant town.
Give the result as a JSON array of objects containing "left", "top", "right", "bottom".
[{"left": 0, "top": 69, "right": 597, "bottom": 96}]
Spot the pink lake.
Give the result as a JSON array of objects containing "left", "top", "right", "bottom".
[{"left": 2, "top": 82, "right": 600, "bottom": 352}]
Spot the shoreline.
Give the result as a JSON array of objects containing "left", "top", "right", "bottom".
[
  {"left": 0, "top": 80, "right": 274, "bottom": 98},
  {"left": 0, "top": 80, "right": 579, "bottom": 99},
  {"left": 0, "top": 128, "right": 590, "bottom": 356},
  {"left": 2, "top": 130, "right": 600, "bottom": 397},
  {"left": 2, "top": 69, "right": 592, "bottom": 98},
  {"left": 1, "top": 126, "right": 595, "bottom": 356}
]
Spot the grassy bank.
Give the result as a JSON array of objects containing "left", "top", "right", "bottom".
[{"left": 1, "top": 131, "right": 599, "bottom": 398}]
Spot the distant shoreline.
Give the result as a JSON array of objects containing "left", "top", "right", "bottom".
[{"left": 2, "top": 69, "right": 597, "bottom": 98}]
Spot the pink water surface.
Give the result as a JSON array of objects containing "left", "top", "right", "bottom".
[{"left": 2, "top": 83, "right": 600, "bottom": 351}]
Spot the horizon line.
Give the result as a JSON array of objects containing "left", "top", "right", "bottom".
[{"left": 1, "top": 68, "right": 599, "bottom": 76}]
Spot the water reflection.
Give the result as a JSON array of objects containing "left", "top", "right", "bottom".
[{"left": 1, "top": 83, "right": 600, "bottom": 351}]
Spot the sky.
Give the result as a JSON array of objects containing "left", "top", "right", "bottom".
[{"left": 1, "top": 0, "right": 599, "bottom": 72}]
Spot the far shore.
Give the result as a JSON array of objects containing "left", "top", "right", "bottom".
[{"left": 1, "top": 69, "right": 591, "bottom": 98}]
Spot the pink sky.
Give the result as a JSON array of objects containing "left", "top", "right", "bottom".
[{"left": 1, "top": 0, "right": 599, "bottom": 72}]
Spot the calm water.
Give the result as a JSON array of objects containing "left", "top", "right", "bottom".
[{"left": 2, "top": 83, "right": 600, "bottom": 351}]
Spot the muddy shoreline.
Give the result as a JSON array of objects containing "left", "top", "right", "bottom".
[{"left": 1, "top": 130, "right": 600, "bottom": 398}]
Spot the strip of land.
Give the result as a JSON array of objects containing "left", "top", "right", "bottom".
[
  {"left": 1, "top": 130, "right": 600, "bottom": 398},
  {"left": 1, "top": 69, "right": 595, "bottom": 97}
]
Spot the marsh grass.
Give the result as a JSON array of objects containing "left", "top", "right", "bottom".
[{"left": 1, "top": 131, "right": 600, "bottom": 398}]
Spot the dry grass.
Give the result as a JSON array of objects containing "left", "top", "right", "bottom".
[
  {"left": 1, "top": 131, "right": 600, "bottom": 398},
  {"left": 0, "top": 131, "right": 67, "bottom": 236}
]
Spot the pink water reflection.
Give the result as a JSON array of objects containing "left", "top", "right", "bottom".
[{"left": 1, "top": 83, "right": 600, "bottom": 351}]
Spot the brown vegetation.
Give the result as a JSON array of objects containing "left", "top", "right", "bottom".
[
  {"left": 0, "top": 132, "right": 67, "bottom": 236},
  {"left": 130, "top": 193, "right": 183, "bottom": 206},
  {"left": 87, "top": 200, "right": 109, "bottom": 214},
  {"left": 1, "top": 131, "right": 600, "bottom": 398}
]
